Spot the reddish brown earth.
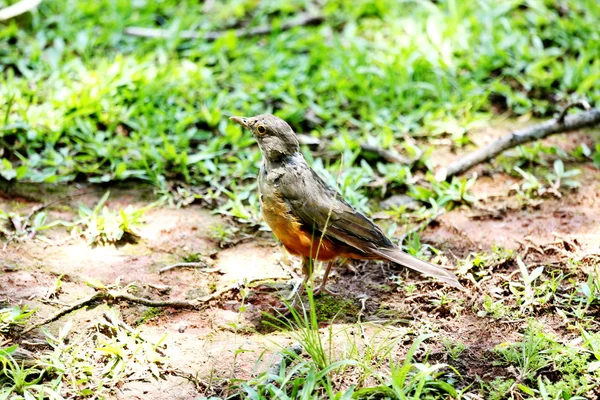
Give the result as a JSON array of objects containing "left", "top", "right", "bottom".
[{"left": 1, "top": 124, "right": 599, "bottom": 398}]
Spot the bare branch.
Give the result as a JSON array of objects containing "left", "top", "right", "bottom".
[
  {"left": 21, "top": 286, "right": 235, "bottom": 334},
  {"left": 557, "top": 100, "right": 591, "bottom": 123},
  {"left": 439, "top": 107, "right": 600, "bottom": 180},
  {"left": 0, "top": 0, "right": 41, "bottom": 21},
  {"left": 124, "top": 13, "right": 324, "bottom": 41}
]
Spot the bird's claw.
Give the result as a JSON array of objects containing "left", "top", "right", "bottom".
[{"left": 313, "top": 285, "right": 339, "bottom": 297}]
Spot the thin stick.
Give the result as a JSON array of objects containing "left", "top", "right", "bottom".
[
  {"left": 168, "top": 368, "right": 211, "bottom": 390},
  {"left": 557, "top": 100, "right": 591, "bottom": 123},
  {"left": 440, "top": 107, "right": 600, "bottom": 180},
  {"left": 124, "top": 13, "right": 324, "bottom": 41}
]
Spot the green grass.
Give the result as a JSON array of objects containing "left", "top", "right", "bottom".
[
  {"left": 1, "top": 307, "right": 170, "bottom": 400},
  {"left": 72, "top": 190, "right": 153, "bottom": 245},
  {"left": 0, "top": 190, "right": 152, "bottom": 246},
  {"left": 493, "top": 322, "right": 597, "bottom": 399},
  {"left": 2, "top": 0, "right": 600, "bottom": 221},
  {"left": 0, "top": 305, "right": 35, "bottom": 337},
  {"left": 245, "top": 289, "right": 460, "bottom": 399}
]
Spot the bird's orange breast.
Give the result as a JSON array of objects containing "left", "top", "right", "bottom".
[{"left": 261, "top": 191, "right": 339, "bottom": 261}]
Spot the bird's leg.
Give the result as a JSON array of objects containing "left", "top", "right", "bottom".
[
  {"left": 273, "top": 258, "right": 338, "bottom": 313},
  {"left": 285, "top": 256, "right": 311, "bottom": 298},
  {"left": 284, "top": 277, "right": 304, "bottom": 301},
  {"left": 313, "top": 262, "right": 339, "bottom": 296},
  {"left": 301, "top": 256, "right": 312, "bottom": 279},
  {"left": 294, "top": 256, "right": 313, "bottom": 298}
]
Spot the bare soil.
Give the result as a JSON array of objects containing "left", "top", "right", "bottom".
[{"left": 1, "top": 125, "right": 599, "bottom": 399}]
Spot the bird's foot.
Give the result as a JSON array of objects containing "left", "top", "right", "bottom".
[
  {"left": 270, "top": 278, "right": 305, "bottom": 314},
  {"left": 284, "top": 278, "right": 304, "bottom": 301},
  {"left": 312, "top": 284, "right": 339, "bottom": 297},
  {"left": 271, "top": 298, "right": 298, "bottom": 315},
  {"left": 271, "top": 295, "right": 313, "bottom": 315}
]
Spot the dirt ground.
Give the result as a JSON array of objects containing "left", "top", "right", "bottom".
[{"left": 1, "top": 127, "right": 600, "bottom": 399}]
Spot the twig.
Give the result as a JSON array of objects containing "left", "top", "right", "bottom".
[
  {"left": 107, "top": 291, "right": 205, "bottom": 308},
  {"left": 0, "top": 0, "right": 41, "bottom": 21},
  {"left": 109, "top": 285, "right": 238, "bottom": 307},
  {"left": 169, "top": 368, "right": 211, "bottom": 391},
  {"left": 439, "top": 107, "right": 600, "bottom": 180},
  {"left": 124, "top": 13, "right": 324, "bottom": 41},
  {"left": 158, "top": 261, "right": 218, "bottom": 274},
  {"left": 360, "top": 143, "right": 411, "bottom": 165},
  {"left": 399, "top": 209, "right": 446, "bottom": 245}
]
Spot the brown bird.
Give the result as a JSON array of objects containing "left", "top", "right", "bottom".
[{"left": 230, "top": 114, "right": 461, "bottom": 298}]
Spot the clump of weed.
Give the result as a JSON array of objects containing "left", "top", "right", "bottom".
[
  {"left": 0, "top": 305, "right": 35, "bottom": 339},
  {"left": 313, "top": 294, "right": 359, "bottom": 322},
  {"left": 72, "top": 191, "right": 153, "bottom": 245},
  {"left": 209, "top": 222, "right": 240, "bottom": 248},
  {"left": 134, "top": 307, "right": 164, "bottom": 326},
  {"left": 182, "top": 253, "right": 203, "bottom": 263}
]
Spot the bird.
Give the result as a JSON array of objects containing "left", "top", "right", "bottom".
[{"left": 229, "top": 114, "right": 461, "bottom": 300}]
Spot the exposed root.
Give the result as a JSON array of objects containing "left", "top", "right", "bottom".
[
  {"left": 21, "top": 273, "right": 299, "bottom": 334},
  {"left": 557, "top": 100, "right": 591, "bottom": 123},
  {"left": 22, "top": 282, "right": 245, "bottom": 334},
  {"left": 22, "top": 292, "right": 104, "bottom": 334}
]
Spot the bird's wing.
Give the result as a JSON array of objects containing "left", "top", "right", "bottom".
[
  {"left": 279, "top": 165, "right": 462, "bottom": 288},
  {"left": 279, "top": 168, "right": 393, "bottom": 253}
]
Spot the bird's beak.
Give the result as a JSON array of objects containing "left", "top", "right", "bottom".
[{"left": 229, "top": 116, "right": 249, "bottom": 128}]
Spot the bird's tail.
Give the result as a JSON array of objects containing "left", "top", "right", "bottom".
[{"left": 373, "top": 247, "right": 462, "bottom": 289}]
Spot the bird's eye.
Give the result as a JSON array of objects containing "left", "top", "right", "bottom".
[{"left": 256, "top": 125, "right": 267, "bottom": 135}]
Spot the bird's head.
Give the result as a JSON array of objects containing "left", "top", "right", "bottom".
[{"left": 229, "top": 114, "right": 300, "bottom": 162}]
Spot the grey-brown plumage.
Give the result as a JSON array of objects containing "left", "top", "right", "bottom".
[{"left": 230, "top": 114, "right": 462, "bottom": 291}]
